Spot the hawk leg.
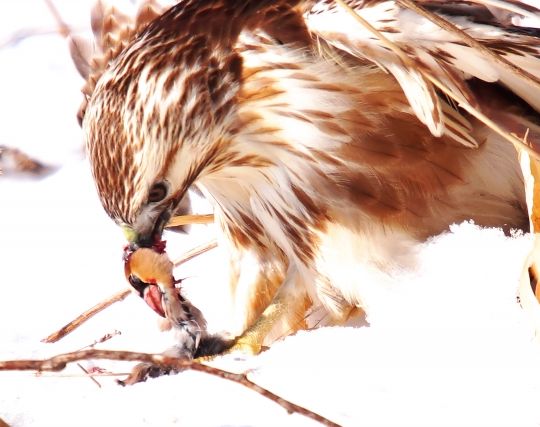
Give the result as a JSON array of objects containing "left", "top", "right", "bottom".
[
  {"left": 208, "top": 265, "right": 306, "bottom": 358},
  {"left": 226, "top": 293, "right": 289, "bottom": 355}
]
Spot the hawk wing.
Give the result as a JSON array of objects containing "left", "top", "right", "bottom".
[{"left": 303, "top": 0, "right": 540, "bottom": 149}]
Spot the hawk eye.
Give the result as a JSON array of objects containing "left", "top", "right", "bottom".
[{"left": 147, "top": 182, "right": 168, "bottom": 204}]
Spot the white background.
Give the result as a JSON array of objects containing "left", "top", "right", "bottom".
[{"left": 1, "top": 2, "right": 540, "bottom": 426}]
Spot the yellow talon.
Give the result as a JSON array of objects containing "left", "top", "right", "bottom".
[
  {"left": 195, "top": 296, "right": 290, "bottom": 361},
  {"left": 227, "top": 334, "right": 263, "bottom": 356}
]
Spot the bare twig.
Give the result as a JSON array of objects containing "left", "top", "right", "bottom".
[
  {"left": 0, "top": 0, "right": 84, "bottom": 49},
  {"left": 173, "top": 239, "right": 218, "bottom": 267},
  {"left": 43, "top": 0, "right": 71, "bottom": 38},
  {"left": 77, "top": 330, "right": 122, "bottom": 351},
  {"left": 36, "top": 371, "right": 130, "bottom": 378},
  {"left": 41, "top": 290, "right": 132, "bottom": 343},
  {"left": 0, "top": 26, "right": 87, "bottom": 49},
  {"left": 166, "top": 214, "right": 214, "bottom": 227},
  {"left": 76, "top": 363, "right": 102, "bottom": 388},
  {"left": 0, "top": 349, "right": 340, "bottom": 427}
]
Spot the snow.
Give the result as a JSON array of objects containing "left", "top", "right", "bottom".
[{"left": 1, "top": 2, "right": 540, "bottom": 427}]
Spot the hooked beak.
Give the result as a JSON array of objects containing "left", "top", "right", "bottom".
[{"left": 122, "top": 205, "right": 173, "bottom": 249}]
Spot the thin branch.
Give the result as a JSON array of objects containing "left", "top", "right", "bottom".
[
  {"left": 36, "top": 371, "right": 130, "bottom": 378},
  {"left": 333, "top": 0, "right": 540, "bottom": 160},
  {"left": 43, "top": 0, "right": 71, "bottom": 38},
  {"left": 76, "top": 363, "right": 102, "bottom": 388},
  {"left": 0, "top": 1, "right": 86, "bottom": 48},
  {"left": 166, "top": 214, "right": 214, "bottom": 227},
  {"left": 173, "top": 239, "right": 218, "bottom": 267},
  {"left": 0, "top": 349, "right": 340, "bottom": 427},
  {"left": 77, "top": 330, "right": 122, "bottom": 351},
  {"left": 41, "top": 290, "right": 132, "bottom": 343},
  {"left": 0, "top": 27, "right": 73, "bottom": 49}
]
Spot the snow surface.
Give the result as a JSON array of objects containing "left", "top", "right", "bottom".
[{"left": 2, "top": 2, "right": 540, "bottom": 427}]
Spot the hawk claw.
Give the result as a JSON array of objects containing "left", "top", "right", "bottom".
[
  {"left": 207, "top": 296, "right": 288, "bottom": 359},
  {"left": 225, "top": 335, "right": 263, "bottom": 356}
]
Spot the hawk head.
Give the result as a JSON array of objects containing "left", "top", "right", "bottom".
[{"left": 82, "top": 3, "right": 244, "bottom": 248}]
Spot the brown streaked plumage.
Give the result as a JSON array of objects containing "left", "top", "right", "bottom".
[{"left": 73, "top": 0, "right": 540, "bottom": 354}]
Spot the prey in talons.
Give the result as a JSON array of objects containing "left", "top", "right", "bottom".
[{"left": 121, "top": 242, "right": 231, "bottom": 385}]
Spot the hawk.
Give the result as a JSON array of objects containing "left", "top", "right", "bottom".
[{"left": 72, "top": 0, "right": 540, "bottom": 355}]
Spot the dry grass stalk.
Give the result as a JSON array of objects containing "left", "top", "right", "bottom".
[
  {"left": 43, "top": 0, "right": 71, "bottom": 38},
  {"left": 333, "top": 0, "right": 540, "bottom": 160},
  {"left": 36, "top": 372, "right": 129, "bottom": 378},
  {"left": 518, "top": 236, "right": 540, "bottom": 341},
  {"left": 76, "top": 363, "right": 102, "bottom": 388},
  {"left": 173, "top": 239, "right": 218, "bottom": 266},
  {"left": 526, "top": 158, "right": 540, "bottom": 232},
  {"left": 167, "top": 214, "right": 214, "bottom": 227},
  {"left": 77, "top": 330, "right": 122, "bottom": 351},
  {"left": 41, "top": 289, "right": 132, "bottom": 343},
  {"left": 517, "top": 142, "right": 540, "bottom": 339},
  {"left": 0, "top": 349, "right": 340, "bottom": 427},
  {"left": 0, "top": 27, "right": 87, "bottom": 49}
]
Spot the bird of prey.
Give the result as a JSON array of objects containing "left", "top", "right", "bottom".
[{"left": 71, "top": 0, "right": 540, "bottom": 356}]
